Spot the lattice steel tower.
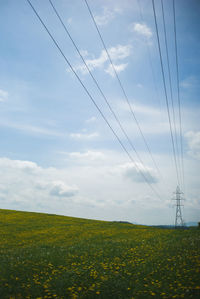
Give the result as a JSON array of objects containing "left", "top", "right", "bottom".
[{"left": 173, "top": 186, "right": 184, "bottom": 227}]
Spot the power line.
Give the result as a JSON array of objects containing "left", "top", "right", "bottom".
[
  {"left": 137, "top": 0, "right": 167, "bottom": 184},
  {"left": 84, "top": 0, "right": 162, "bottom": 179},
  {"left": 152, "top": 0, "right": 180, "bottom": 187},
  {"left": 160, "top": 0, "right": 182, "bottom": 187},
  {"left": 26, "top": 0, "right": 161, "bottom": 200},
  {"left": 48, "top": 0, "right": 157, "bottom": 189},
  {"left": 136, "top": 0, "right": 172, "bottom": 195},
  {"left": 172, "top": 0, "right": 185, "bottom": 192},
  {"left": 137, "top": 0, "right": 160, "bottom": 110},
  {"left": 136, "top": 0, "right": 174, "bottom": 196}
]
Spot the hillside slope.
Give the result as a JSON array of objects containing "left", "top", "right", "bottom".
[{"left": 0, "top": 209, "right": 199, "bottom": 298}]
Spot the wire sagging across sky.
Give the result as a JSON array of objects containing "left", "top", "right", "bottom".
[
  {"left": 26, "top": 0, "right": 162, "bottom": 200},
  {"left": 152, "top": 0, "right": 181, "bottom": 188},
  {"left": 160, "top": 0, "right": 182, "bottom": 187},
  {"left": 48, "top": 0, "right": 161, "bottom": 192},
  {"left": 172, "top": 0, "right": 185, "bottom": 192},
  {"left": 84, "top": 0, "right": 163, "bottom": 180}
]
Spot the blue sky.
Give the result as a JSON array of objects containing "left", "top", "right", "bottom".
[{"left": 0, "top": 0, "right": 199, "bottom": 225}]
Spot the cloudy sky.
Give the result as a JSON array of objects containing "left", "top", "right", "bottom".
[{"left": 0, "top": 0, "right": 199, "bottom": 225}]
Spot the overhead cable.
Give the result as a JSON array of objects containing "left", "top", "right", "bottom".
[
  {"left": 152, "top": 0, "right": 180, "bottom": 186},
  {"left": 84, "top": 0, "right": 162, "bottom": 179},
  {"left": 172, "top": 0, "right": 185, "bottom": 191},
  {"left": 137, "top": 0, "right": 168, "bottom": 184},
  {"left": 161, "top": 0, "right": 182, "bottom": 187},
  {"left": 48, "top": 0, "right": 155, "bottom": 182},
  {"left": 26, "top": 0, "right": 162, "bottom": 200}
]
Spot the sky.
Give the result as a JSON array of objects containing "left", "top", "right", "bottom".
[{"left": 0, "top": 0, "right": 199, "bottom": 225}]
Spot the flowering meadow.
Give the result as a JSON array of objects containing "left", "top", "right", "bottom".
[{"left": 0, "top": 209, "right": 199, "bottom": 298}]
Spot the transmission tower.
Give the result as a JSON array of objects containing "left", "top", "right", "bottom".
[{"left": 173, "top": 186, "right": 184, "bottom": 227}]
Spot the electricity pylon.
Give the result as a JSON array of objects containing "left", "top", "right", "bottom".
[{"left": 173, "top": 186, "right": 184, "bottom": 228}]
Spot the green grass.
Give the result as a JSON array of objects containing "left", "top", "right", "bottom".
[{"left": 0, "top": 209, "right": 199, "bottom": 298}]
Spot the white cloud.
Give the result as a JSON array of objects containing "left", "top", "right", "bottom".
[
  {"left": 114, "top": 162, "right": 158, "bottom": 184},
  {"left": 94, "top": 7, "right": 122, "bottom": 26},
  {"left": 73, "top": 51, "right": 107, "bottom": 74},
  {"left": 49, "top": 181, "right": 78, "bottom": 198},
  {"left": 83, "top": 51, "right": 107, "bottom": 72},
  {"left": 113, "top": 101, "right": 199, "bottom": 138},
  {"left": 130, "top": 22, "right": 152, "bottom": 38},
  {"left": 79, "top": 49, "right": 89, "bottom": 57},
  {"left": 108, "top": 45, "right": 132, "bottom": 61},
  {"left": 180, "top": 76, "right": 199, "bottom": 89},
  {"left": 0, "top": 154, "right": 199, "bottom": 225},
  {"left": 86, "top": 116, "right": 97, "bottom": 123},
  {"left": 95, "top": 7, "right": 115, "bottom": 26},
  {"left": 105, "top": 63, "right": 128, "bottom": 77},
  {"left": 185, "top": 131, "right": 200, "bottom": 160},
  {"left": 0, "top": 89, "right": 8, "bottom": 102},
  {"left": 69, "top": 132, "right": 99, "bottom": 139},
  {"left": 69, "top": 150, "right": 105, "bottom": 161},
  {"left": 124, "top": 102, "right": 160, "bottom": 117},
  {"left": 0, "top": 157, "right": 40, "bottom": 174},
  {"left": 0, "top": 119, "right": 65, "bottom": 138},
  {"left": 115, "top": 100, "right": 169, "bottom": 135},
  {"left": 75, "top": 44, "right": 131, "bottom": 76},
  {"left": 0, "top": 157, "right": 78, "bottom": 205}
]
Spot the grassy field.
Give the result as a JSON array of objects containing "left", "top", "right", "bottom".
[{"left": 0, "top": 209, "right": 199, "bottom": 298}]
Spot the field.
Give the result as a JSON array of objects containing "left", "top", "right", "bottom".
[{"left": 0, "top": 209, "right": 199, "bottom": 298}]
